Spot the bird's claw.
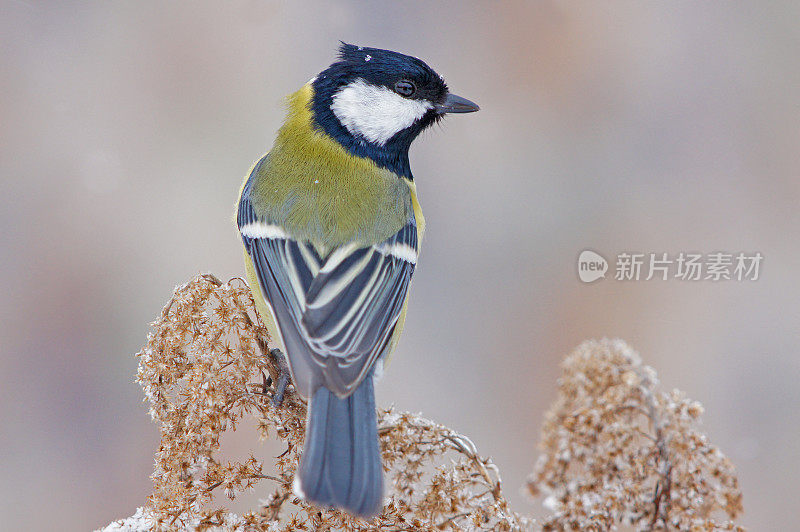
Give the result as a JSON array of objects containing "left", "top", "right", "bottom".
[{"left": 267, "top": 348, "right": 291, "bottom": 407}]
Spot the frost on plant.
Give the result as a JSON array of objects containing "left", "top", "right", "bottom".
[
  {"left": 127, "top": 274, "right": 528, "bottom": 531},
  {"left": 527, "top": 339, "right": 743, "bottom": 531},
  {"left": 100, "top": 274, "right": 743, "bottom": 531}
]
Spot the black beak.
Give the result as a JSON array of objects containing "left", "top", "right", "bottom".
[{"left": 435, "top": 92, "right": 480, "bottom": 114}]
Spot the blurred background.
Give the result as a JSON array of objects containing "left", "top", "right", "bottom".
[{"left": 2, "top": 1, "right": 798, "bottom": 529}]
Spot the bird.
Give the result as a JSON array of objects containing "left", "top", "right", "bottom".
[{"left": 236, "top": 42, "right": 479, "bottom": 518}]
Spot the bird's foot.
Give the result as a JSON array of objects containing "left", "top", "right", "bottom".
[{"left": 267, "top": 348, "right": 291, "bottom": 407}]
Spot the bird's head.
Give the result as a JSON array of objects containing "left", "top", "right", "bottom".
[{"left": 309, "top": 43, "right": 479, "bottom": 178}]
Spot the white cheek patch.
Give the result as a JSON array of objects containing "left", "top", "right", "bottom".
[{"left": 330, "top": 78, "right": 432, "bottom": 146}]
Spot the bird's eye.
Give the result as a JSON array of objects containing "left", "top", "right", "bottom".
[{"left": 394, "top": 80, "right": 416, "bottom": 98}]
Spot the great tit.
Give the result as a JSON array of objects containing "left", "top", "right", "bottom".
[{"left": 236, "top": 43, "right": 478, "bottom": 518}]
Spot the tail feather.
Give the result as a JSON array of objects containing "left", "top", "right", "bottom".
[{"left": 297, "top": 376, "right": 383, "bottom": 518}]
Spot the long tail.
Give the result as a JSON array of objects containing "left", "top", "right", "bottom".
[{"left": 296, "top": 376, "right": 383, "bottom": 518}]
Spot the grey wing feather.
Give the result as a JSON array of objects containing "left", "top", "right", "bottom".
[
  {"left": 302, "top": 229, "right": 415, "bottom": 393},
  {"left": 239, "top": 182, "right": 417, "bottom": 397}
]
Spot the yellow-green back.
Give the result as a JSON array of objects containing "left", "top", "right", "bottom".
[{"left": 249, "top": 84, "right": 414, "bottom": 251}]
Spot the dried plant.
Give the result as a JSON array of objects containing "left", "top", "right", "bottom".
[
  {"left": 526, "top": 339, "right": 743, "bottom": 531},
  {"left": 99, "top": 274, "right": 743, "bottom": 532}
]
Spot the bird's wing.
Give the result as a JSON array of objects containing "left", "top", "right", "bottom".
[{"left": 239, "top": 193, "right": 417, "bottom": 397}]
